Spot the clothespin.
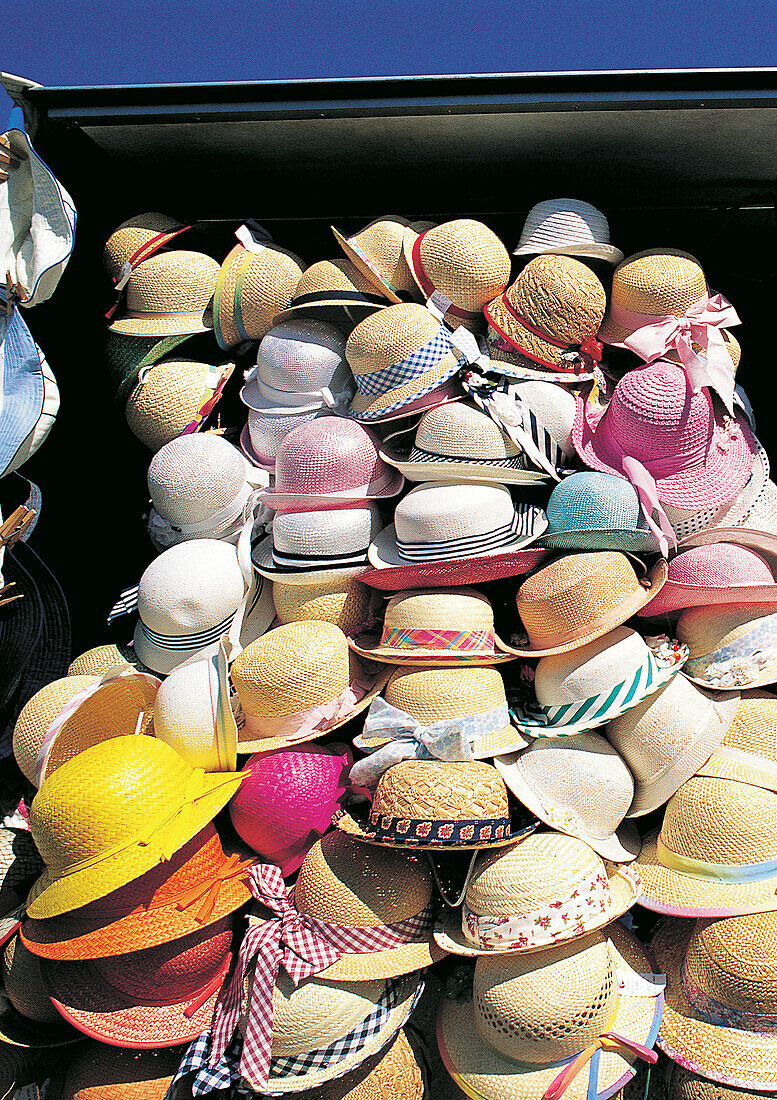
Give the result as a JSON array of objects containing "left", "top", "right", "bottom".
[
  {"left": 0, "top": 506, "right": 37, "bottom": 548},
  {"left": 0, "top": 582, "right": 22, "bottom": 609},
  {"left": 5, "top": 272, "right": 13, "bottom": 316}
]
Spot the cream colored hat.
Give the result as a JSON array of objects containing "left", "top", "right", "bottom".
[
  {"left": 272, "top": 573, "right": 373, "bottom": 634},
  {"left": 124, "top": 359, "right": 233, "bottom": 452},
  {"left": 678, "top": 603, "right": 777, "bottom": 691},
  {"left": 253, "top": 503, "right": 384, "bottom": 584},
  {"left": 214, "top": 234, "right": 305, "bottom": 349},
  {"left": 332, "top": 215, "right": 422, "bottom": 304},
  {"left": 108, "top": 250, "right": 219, "bottom": 336},
  {"left": 274, "top": 258, "right": 388, "bottom": 325},
  {"left": 513, "top": 198, "right": 624, "bottom": 264}
]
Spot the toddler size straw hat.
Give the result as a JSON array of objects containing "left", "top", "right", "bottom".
[
  {"left": 512, "top": 197, "right": 624, "bottom": 264},
  {"left": 677, "top": 603, "right": 777, "bottom": 691},
  {"left": 308, "top": 1027, "right": 424, "bottom": 1100},
  {"left": 108, "top": 250, "right": 220, "bottom": 336},
  {"left": 26, "top": 735, "right": 244, "bottom": 920},
  {"left": 508, "top": 627, "right": 688, "bottom": 739},
  {"left": 274, "top": 258, "right": 389, "bottom": 325},
  {"left": 651, "top": 912, "right": 777, "bottom": 1092},
  {"left": 541, "top": 471, "right": 661, "bottom": 553},
  {"left": 638, "top": 541, "right": 777, "bottom": 619},
  {"left": 54, "top": 1045, "right": 185, "bottom": 1100},
  {"left": 213, "top": 235, "right": 305, "bottom": 349},
  {"left": 272, "top": 573, "right": 373, "bottom": 634},
  {"left": 124, "top": 359, "right": 233, "bottom": 452},
  {"left": 153, "top": 642, "right": 238, "bottom": 771},
  {"left": 332, "top": 215, "right": 422, "bottom": 304},
  {"left": 495, "top": 732, "right": 640, "bottom": 862},
  {"left": 435, "top": 832, "right": 640, "bottom": 957},
  {"left": 230, "top": 620, "right": 393, "bottom": 754},
  {"left": 105, "top": 330, "right": 193, "bottom": 405},
  {"left": 437, "top": 924, "right": 664, "bottom": 1100},
  {"left": 350, "top": 587, "right": 515, "bottom": 666},
  {"left": 253, "top": 503, "right": 385, "bottom": 584},
  {"left": 506, "top": 552, "right": 668, "bottom": 658},
  {"left": 103, "top": 212, "right": 188, "bottom": 281}
]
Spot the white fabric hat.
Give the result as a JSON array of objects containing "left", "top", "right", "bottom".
[
  {"left": 253, "top": 502, "right": 384, "bottom": 584},
  {"left": 495, "top": 731, "right": 640, "bottom": 862},
  {"left": 5, "top": 344, "right": 59, "bottom": 475},
  {"left": 240, "top": 319, "right": 354, "bottom": 415},
  {"left": 512, "top": 198, "right": 623, "bottom": 265}
]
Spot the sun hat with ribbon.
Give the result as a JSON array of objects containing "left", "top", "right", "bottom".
[
  {"left": 213, "top": 227, "right": 305, "bottom": 349},
  {"left": 105, "top": 330, "right": 194, "bottom": 405},
  {"left": 272, "top": 573, "right": 374, "bottom": 634},
  {"left": 677, "top": 603, "right": 777, "bottom": 691},
  {"left": 26, "top": 735, "right": 245, "bottom": 920},
  {"left": 639, "top": 542, "right": 777, "bottom": 620},
  {"left": 230, "top": 620, "right": 393, "bottom": 754},
  {"left": 437, "top": 923, "right": 663, "bottom": 1100},
  {"left": 495, "top": 732, "right": 640, "bottom": 862},
  {"left": 107, "top": 250, "right": 219, "bottom": 337},
  {"left": 274, "top": 258, "right": 389, "bottom": 325},
  {"left": 332, "top": 215, "right": 423, "bottom": 304},
  {"left": 253, "top": 503, "right": 385, "bottom": 584},
  {"left": 541, "top": 472, "right": 662, "bottom": 553},
  {"left": 435, "top": 832, "right": 640, "bottom": 957},
  {"left": 124, "top": 359, "right": 234, "bottom": 452},
  {"left": 52, "top": 1044, "right": 185, "bottom": 1100},
  {"left": 512, "top": 198, "right": 624, "bottom": 265},
  {"left": 103, "top": 212, "right": 189, "bottom": 282},
  {"left": 229, "top": 743, "right": 353, "bottom": 876},
  {"left": 508, "top": 628, "right": 688, "bottom": 739},
  {"left": 651, "top": 912, "right": 777, "bottom": 1093},
  {"left": 349, "top": 587, "right": 517, "bottom": 666},
  {"left": 153, "top": 641, "right": 238, "bottom": 772}
]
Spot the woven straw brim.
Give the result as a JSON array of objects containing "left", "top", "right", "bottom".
[
  {"left": 513, "top": 240, "right": 624, "bottom": 264},
  {"left": 369, "top": 516, "right": 549, "bottom": 574},
  {"left": 682, "top": 661, "right": 777, "bottom": 693},
  {"left": 486, "top": 332, "right": 597, "bottom": 384},
  {"left": 358, "top": 548, "right": 551, "bottom": 591},
  {"left": 108, "top": 309, "right": 214, "bottom": 337},
  {"left": 506, "top": 559, "right": 669, "bottom": 658},
  {"left": 485, "top": 297, "right": 575, "bottom": 370},
  {"left": 676, "top": 524, "right": 777, "bottom": 561},
  {"left": 348, "top": 630, "right": 517, "bottom": 667},
  {"left": 257, "top": 467, "right": 405, "bottom": 512},
  {"left": 652, "top": 920, "right": 777, "bottom": 1091},
  {"left": 354, "top": 712, "right": 528, "bottom": 758},
  {"left": 350, "top": 348, "right": 464, "bottom": 421},
  {"left": 433, "top": 865, "right": 640, "bottom": 957},
  {"left": 640, "top": 580, "right": 777, "bottom": 619},
  {"left": 437, "top": 924, "right": 663, "bottom": 1100},
  {"left": 0, "top": 1006, "right": 80, "bottom": 1049},
  {"left": 239, "top": 422, "right": 276, "bottom": 471},
  {"left": 332, "top": 227, "right": 404, "bottom": 305},
  {"left": 541, "top": 528, "right": 659, "bottom": 554},
  {"left": 378, "top": 448, "right": 549, "bottom": 486},
  {"left": 352, "top": 379, "right": 464, "bottom": 425},
  {"left": 24, "top": 772, "right": 244, "bottom": 921},
  {"left": 336, "top": 813, "right": 536, "bottom": 852}
]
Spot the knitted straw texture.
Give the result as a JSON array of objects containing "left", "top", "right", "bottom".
[
  {"left": 668, "top": 1062, "right": 773, "bottom": 1100},
  {"left": 248, "top": 407, "right": 320, "bottom": 458},
  {"left": 109, "top": 251, "right": 220, "bottom": 336},
  {"left": 373, "top": 761, "right": 510, "bottom": 821},
  {"left": 693, "top": 690, "right": 777, "bottom": 788},
  {"left": 384, "top": 665, "right": 508, "bottom": 723},
  {"left": 67, "top": 645, "right": 144, "bottom": 677},
  {"left": 334, "top": 217, "right": 420, "bottom": 301},
  {"left": 686, "top": 912, "right": 777, "bottom": 1016},
  {"left": 13, "top": 675, "right": 98, "bottom": 784},
  {"left": 147, "top": 433, "right": 249, "bottom": 527},
  {"left": 125, "top": 360, "right": 223, "bottom": 451},
  {"left": 543, "top": 471, "right": 655, "bottom": 549},
  {"left": 652, "top": 543, "right": 776, "bottom": 604},
  {"left": 256, "top": 503, "right": 384, "bottom": 579},
  {"left": 257, "top": 972, "right": 389, "bottom": 1055},
  {"left": 272, "top": 576, "right": 372, "bottom": 633},
  {"left": 253, "top": 319, "right": 348, "bottom": 394},
  {"left": 307, "top": 1028, "right": 424, "bottom": 1100},
  {"left": 2, "top": 935, "right": 62, "bottom": 1022},
  {"left": 217, "top": 243, "right": 304, "bottom": 347},
  {"left": 58, "top": 1044, "right": 184, "bottom": 1100},
  {"left": 662, "top": 777, "right": 776, "bottom": 868},
  {"left": 416, "top": 400, "right": 520, "bottom": 459},
  {"left": 103, "top": 212, "right": 183, "bottom": 278},
  {"left": 275, "top": 259, "right": 383, "bottom": 324},
  {"left": 370, "top": 586, "right": 498, "bottom": 652},
  {"left": 270, "top": 417, "right": 397, "bottom": 501},
  {"left": 405, "top": 219, "right": 511, "bottom": 312},
  {"left": 600, "top": 249, "right": 708, "bottom": 344}
]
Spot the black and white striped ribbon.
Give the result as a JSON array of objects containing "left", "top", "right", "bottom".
[
  {"left": 396, "top": 505, "right": 542, "bottom": 562},
  {"left": 107, "top": 583, "right": 139, "bottom": 625},
  {"left": 138, "top": 611, "right": 236, "bottom": 652},
  {"left": 463, "top": 373, "right": 564, "bottom": 480},
  {"left": 270, "top": 544, "right": 371, "bottom": 573}
]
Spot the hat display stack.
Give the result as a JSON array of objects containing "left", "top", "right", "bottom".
[{"left": 3, "top": 183, "right": 777, "bottom": 1100}]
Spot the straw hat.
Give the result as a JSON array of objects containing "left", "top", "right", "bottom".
[
  {"left": 272, "top": 573, "right": 374, "bottom": 634},
  {"left": 12, "top": 666, "right": 159, "bottom": 788},
  {"left": 67, "top": 644, "right": 145, "bottom": 677},
  {"left": 307, "top": 1028, "right": 424, "bottom": 1100},
  {"left": 468, "top": 377, "right": 578, "bottom": 467},
  {"left": 651, "top": 913, "right": 777, "bottom": 1092},
  {"left": 2, "top": 934, "right": 62, "bottom": 1022},
  {"left": 0, "top": 827, "right": 42, "bottom": 917},
  {"left": 437, "top": 924, "right": 664, "bottom": 1100},
  {"left": 108, "top": 251, "right": 219, "bottom": 337},
  {"left": 346, "top": 304, "right": 468, "bottom": 423},
  {"left": 153, "top": 643, "right": 237, "bottom": 771},
  {"left": 677, "top": 603, "right": 777, "bottom": 691},
  {"left": 666, "top": 1061, "right": 777, "bottom": 1100},
  {"left": 26, "top": 735, "right": 244, "bottom": 920},
  {"left": 495, "top": 732, "right": 640, "bottom": 862},
  {"left": 274, "top": 258, "right": 389, "bottom": 324},
  {"left": 512, "top": 198, "right": 624, "bottom": 264},
  {"left": 124, "top": 359, "right": 232, "bottom": 452},
  {"left": 257, "top": 417, "right": 404, "bottom": 511},
  {"left": 639, "top": 542, "right": 777, "bottom": 619},
  {"left": 349, "top": 587, "right": 516, "bottom": 665},
  {"left": 105, "top": 331, "right": 193, "bottom": 405},
  {"left": 485, "top": 255, "right": 607, "bottom": 374},
  {"left": 605, "top": 674, "right": 740, "bottom": 817},
  {"left": 541, "top": 472, "right": 661, "bottom": 553},
  {"left": 103, "top": 212, "right": 187, "bottom": 281},
  {"left": 337, "top": 759, "right": 534, "bottom": 850},
  {"left": 402, "top": 219, "right": 511, "bottom": 320},
  {"left": 332, "top": 216, "right": 422, "bottom": 304},
  {"left": 214, "top": 239, "right": 305, "bottom": 349},
  {"left": 230, "top": 621, "right": 393, "bottom": 754},
  {"left": 228, "top": 740, "right": 351, "bottom": 873},
  {"left": 508, "top": 627, "right": 688, "bottom": 739},
  {"left": 506, "top": 552, "right": 668, "bottom": 657},
  {"left": 253, "top": 503, "right": 385, "bottom": 584},
  {"left": 240, "top": 319, "right": 352, "bottom": 415},
  {"left": 55, "top": 1045, "right": 185, "bottom": 1100},
  {"left": 435, "top": 832, "right": 640, "bottom": 956}
]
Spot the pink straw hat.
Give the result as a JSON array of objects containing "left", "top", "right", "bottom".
[{"left": 637, "top": 541, "right": 777, "bottom": 619}]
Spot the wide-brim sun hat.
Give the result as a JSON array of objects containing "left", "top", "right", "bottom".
[
  {"left": 50, "top": 1044, "right": 185, "bottom": 1100},
  {"left": 213, "top": 234, "right": 305, "bottom": 349},
  {"left": 540, "top": 471, "right": 661, "bottom": 554},
  {"left": 677, "top": 603, "right": 777, "bottom": 691},
  {"left": 252, "top": 502, "right": 384, "bottom": 585},
  {"left": 273, "top": 258, "right": 389, "bottom": 325},
  {"left": 332, "top": 215, "right": 422, "bottom": 304},
  {"left": 512, "top": 197, "right": 624, "bottom": 264},
  {"left": 124, "top": 359, "right": 234, "bottom": 452},
  {"left": 108, "top": 250, "right": 220, "bottom": 337}
]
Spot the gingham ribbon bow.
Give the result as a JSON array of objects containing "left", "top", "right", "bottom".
[{"left": 209, "top": 863, "right": 432, "bottom": 1090}]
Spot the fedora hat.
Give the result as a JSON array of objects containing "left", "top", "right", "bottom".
[
  {"left": 678, "top": 603, "right": 777, "bottom": 691},
  {"left": 108, "top": 250, "right": 220, "bottom": 336},
  {"left": 349, "top": 587, "right": 516, "bottom": 666},
  {"left": 541, "top": 472, "right": 661, "bottom": 553},
  {"left": 153, "top": 641, "right": 238, "bottom": 771},
  {"left": 332, "top": 215, "right": 422, "bottom": 304},
  {"left": 651, "top": 913, "right": 777, "bottom": 1092},
  {"left": 512, "top": 197, "right": 624, "bottom": 264},
  {"left": 230, "top": 621, "right": 393, "bottom": 753},
  {"left": 52, "top": 1045, "right": 185, "bottom": 1100},
  {"left": 103, "top": 212, "right": 189, "bottom": 281},
  {"left": 435, "top": 832, "right": 640, "bottom": 957},
  {"left": 272, "top": 573, "right": 374, "bottom": 634},
  {"left": 506, "top": 552, "right": 668, "bottom": 658},
  {"left": 274, "top": 258, "right": 389, "bottom": 325},
  {"left": 253, "top": 503, "right": 385, "bottom": 584},
  {"left": 508, "top": 627, "right": 688, "bottom": 739},
  {"left": 639, "top": 541, "right": 777, "bottom": 619},
  {"left": 495, "top": 732, "right": 640, "bottom": 862},
  {"left": 437, "top": 924, "right": 663, "bottom": 1100},
  {"left": 214, "top": 235, "right": 304, "bottom": 349},
  {"left": 240, "top": 318, "right": 352, "bottom": 414},
  {"left": 229, "top": 742, "right": 352, "bottom": 876},
  {"left": 124, "top": 358, "right": 233, "bottom": 452},
  {"left": 26, "top": 735, "right": 244, "bottom": 920}
]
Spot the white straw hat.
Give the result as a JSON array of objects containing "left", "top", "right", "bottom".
[
  {"left": 240, "top": 319, "right": 353, "bottom": 415},
  {"left": 253, "top": 504, "right": 385, "bottom": 584},
  {"left": 512, "top": 198, "right": 624, "bottom": 264}
]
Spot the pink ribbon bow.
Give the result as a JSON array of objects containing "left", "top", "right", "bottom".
[
  {"left": 543, "top": 1032, "right": 658, "bottom": 1100},
  {"left": 208, "top": 864, "right": 432, "bottom": 1090}
]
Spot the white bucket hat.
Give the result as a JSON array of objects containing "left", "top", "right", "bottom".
[
  {"left": 240, "top": 319, "right": 354, "bottom": 416},
  {"left": 253, "top": 503, "right": 385, "bottom": 584},
  {"left": 4, "top": 345, "right": 59, "bottom": 476},
  {"left": 512, "top": 197, "right": 623, "bottom": 265}
]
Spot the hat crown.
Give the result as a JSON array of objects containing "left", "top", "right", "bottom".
[
  {"left": 126, "top": 359, "right": 223, "bottom": 451},
  {"left": 661, "top": 775, "right": 777, "bottom": 867},
  {"left": 373, "top": 760, "right": 510, "bottom": 822},
  {"left": 385, "top": 664, "right": 507, "bottom": 722},
  {"left": 546, "top": 471, "right": 645, "bottom": 533},
  {"left": 347, "top": 215, "right": 418, "bottom": 293},
  {"left": 506, "top": 255, "right": 607, "bottom": 344},
  {"left": 13, "top": 675, "right": 98, "bottom": 785},
  {"left": 295, "top": 258, "right": 376, "bottom": 297},
  {"left": 394, "top": 482, "right": 518, "bottom": 547},
  {"left": 274, "top": 417, "right": 387, "bottom": 496},
  {"left": 610, "top": 250, "right": 707, "bottom": 318},
  {"left": 669, "top": 543, "right": 775, "bottom": 589},
  {"left": 271, "top": 503, "right": 383, "bottom": 559},
  {"left": 126, "top": 250, "right": 219, "bottom": 314},
  {"left": 346, "top": 303, "right": 440, "bottom": 377},
  {"left": 137, "top": 540, "right": 245, "bottom": 635},
  {"left": 256, "top": 320, "right": 347, "bottom": 392},
  {"left": 148, "top": 434, "right": 249, "bottom": 526},
  {"left": 687, "top": 912, "right": 777, "bottom": 1013},
  {"left": 413, "top": 219, "right": 511, "bottom": 311},
  {"left": 516, "top": 198, "right": 613, "bottom": 251},
  {"left": 272, "top": 575, "right": 371, "bottom": 634},
  {"left": 413, "top": 401, "right": 520, "bottom": 461},
  {"left": 268, "top": 973, "right": 389, "bottom": 1057},
  {"left": 104, "top": 212, "right": 183, "bottom": 277},
  {"left": 533, "top": 626, "right": 651, "bottom": 707},
  {"left": 382, "top": 587, "right": 494, "bottom": 634},
  {"left": 724, "top": 691, "right": 777, "bottom": 762},
  {"left": 510, "top": 379, "right": 577, "bottom": 456}
]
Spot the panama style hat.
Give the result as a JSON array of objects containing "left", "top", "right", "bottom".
[
  {"left": 253, "top": 503, "right": 385, "bottom": 584},
  {"left": 103, "top": 212, "right": 189, "bottom": 281},
  {"left": 124, "top": 358, "right": 233, "bottom": 452},
  {"left": 53, "top": 1044, "right": 185, "bottom": 1100},
  {"left": 153, "top": 642, "right": 238, "bottom": 771},
  {"left": 541, "top": 472, "right": 661, "bottom": 553},
  {"left": 272, "top": 573, "right": 374, "bottom": 634},
  {"left": 512, "top": 197, "right": 624, "bottom": 264},
  {"left": 437, "top": 923, "right": 664, "bottom": 1100},
  {"left": 332, "top": 216, "right": 422, "bottom": 304},
  {"left": 434, "top": 832, "right": 640, "bottom": 957},
  {"left": 274, "top": 258, "right": 389, "bottom": 324},
  {"left": 651, "top": 912, "right": 777, "bottom": 1092},
  {"left": 26, "top": 735, "right": 244, "bottom": 920},
  {"left": 638, "top": 542, "right": 777, "bottom": 620},
  {"left": 213, "top": 234, "right": 305, "bottom": 349},
  {"left": 108, "top": 250, "right": 220, "bottom": 336},
  {"left": 677, "top": 603, "right": 777, "bottom": 691}
]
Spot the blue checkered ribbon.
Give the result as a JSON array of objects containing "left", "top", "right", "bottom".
[{"left": 354, "top": 328, "right": 460, "bottom": 398}]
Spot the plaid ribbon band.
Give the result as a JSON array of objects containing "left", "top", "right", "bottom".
[
  {"left": 354, "top": 328, "right": 457, "bottom": 398},
  {"left": 396, "top": 505, "right": 541, "bottom": 562},
  {"left": 380, "top": 626, "right": 495, "bottom": 652}
]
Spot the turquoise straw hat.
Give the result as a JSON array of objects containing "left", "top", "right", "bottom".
[{"left": 541, "top": 471, "right": 660, "bottom": 553}]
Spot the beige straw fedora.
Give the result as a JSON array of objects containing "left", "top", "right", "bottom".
[
  {"left": 678, "top": 603, "right": 777, "bottom": 691},
  {"left": 272, "top": 573, "right": 374, "bottom": 634},
  {"left": 103, "top": 212, "right": 188, "bottom": 281},
  {"left": 651, "top": 912, "right": 777, "bottom": 1092},
  {"left": 332, "top": 216, "right": 422, "bottom": 304},
  {"left": 274, "top": 258, "right": 389, "bottom": 325},
  {"left": 214, "top": 236, "right": 305, "bottom": 349},
  {"left": 512, "top": 198, "right": 624, "bottom": 265},
  {"left": 108, "top": 250, "right": 220, "bottom": 336},
  {"left": 124, "top": 359, "right": 233, "bottom": 451},
  {"left": 435, "top": 832, "right": 640, "bottom": 956}
]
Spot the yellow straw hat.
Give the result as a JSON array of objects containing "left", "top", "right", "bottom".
[
  {"left": 272, "top": 573, "right": 374, "bottom": 634},
  {"left": 108, "top": 250, "right": 220, "bottom": 337},
  {"left": 311, "top": 1028, "right": 424, "bottom": 1100},
  {"left": 402, "top": 219, "right": 511, "bottom": 321},
  {"left": 214, "top": 238, "right": 305, "bottom": 349},
  {"left": 124, "top": 359, "right": 233, "bottom": 451},
  {"left": 599, "top": 249, "right": 711, "bottom": 346},
  {"left": 66, "top": 644, "right": 146, "bottom": 677},
  {"left": 25, "top": 735, "right": 244, "bottom": 920},
  {"left": 332, "top": 216, "right": 422, "bottom": 304}
]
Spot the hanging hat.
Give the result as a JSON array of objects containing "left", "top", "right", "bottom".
[
  {"left": 4, "top": 342, "right": 59, "bottom": 477},
  {"left": 332, "top": 215, "right": 422, "bottom": 304},
  {"left": 153, "top": 641, "right": 238, "bottom": 771},
  {"left": 26, "top": 735, "right": 244, "bottom": 920},
  {"left": 240, "top": 318, "right": 352, "bottom": 413},
  {"left": 346, "top": 304, "right": 469, "bottom": 423},
  {"left": 274, "top": 258, "right": 389, "bottom": 324},
  {"left": 124, "top": 359, "right": 233, "bottom": 452},
  {"left": 0, "top": 307, "right": 49, "bottom": 483},
  {"left": 0, "top": 826, "right": 42, "bottom": 918},
  {"left": 230, "top": 620, "right": 393, "bottom": 754},
  {"left": 677, "top": 603, "right": 777, "bottom": 691},
  {"left": 253, "top": 503, "right": 385, "bottom": 583},
  {"left": 605, "top": 674, "right": 740, "bottom": 817},
  {"left": 437, "top": 924, "right": 663, "bottom": 1100},
  {"left": 508, "top": 628, "right": 688, "bottom": 739},
  {"left": 54, "top": 1044, "right": 185, "bottom": 1100},
  {"left": 651, "top": 913, "right": 777, "bottom": 1092},
  {"left": 2, "top": 934, "right": 62, "bottom": 1023},
  {"left": 435, "top": 832, "right": 640, "bottom": 957},
  {"left": 107, "top": 250, "right": 220, "bottom": 336},
  {"left": 639, "top": 542, "right": 777, "bottom": 619},
  {"left": 495, "top": 732, "right": 640, "bottom": 862},
  {"left": 349, "top": 587, "right": 517, "bottom": 666},
  {"left": 103, "top": 212, "right": 189, "bottom": 281},
  {"left": 541, "top": 472, "right": 661, "bottom": 553},
  {"left": 272, "top": 573, "right": 374, "bottom": 634},
  {"left": 506, "top": 552, "right": 668, "bottom": 658},
  {"left": 512, "top": 197, "right": 624, "bottom": 264},
  {"left": 229, "top": 743, "right": 352, "bottom": 876},
  {"left": 213, "top": 231, "right": 305, "bottom": 349}
]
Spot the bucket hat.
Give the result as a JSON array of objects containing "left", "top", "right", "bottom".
[
  {"left": 108, "top": 250, "right": 220, "bottom": 336},
  {"left": 541, "top": 472, "right": 661, "bottom": 553},
  {"left": 0, "top": 306, "right": 48, "bottom": 483},
  {"left": 508, "top": 628, "right": 688, "bottom": 739},
  {"left": 26, "top": 735, "right": 244, "bottom": 920},
  {"left": 349, "top": 587, "right": 517, "bottom": 666},
  {"left": 495, "top": 732, "right": 640, "bottom": 862},
  {"left": 437, "top": 924, "right": 663, "bottom": 1100},
  {"left": 230, "top": 621, "right": 393, "bottom": 753},
  {"left": 4, "top": 343, "right": 59, "bottom": 477},
  {"left": 214, "top": 233, "right": 305, "bottom": 349},
  {"left": 506, "top": 552, "right": 668, "bottom": 658},
  {"left": 272, "top": 573, "right": 374, "bottom": 634},
  {"left": 677, "top": 603, "right": 777, "bottom": 691},
  {"left": 512, "top": 197, "right": 624, "bottom": 264},
  {"left": 274, "top": 258, "right": 389, "bottom": 325},
  {"left": 435, "top": 832, "right": 640, "bottom": 957},
  {"left": 53, "top": 1044, "right": 185, "bottom": 1100},
  {"left": 124, "top": 358, "right": 233, "bottom": 452},
  {"left": 640, "top": 542, "right": 777, "bottom": 620},
  {"left": 253, "top": 503, "right": 385, "bottom": 583},
  {"left": 651, "top": 913, "right": 777, "bottom": 1092},
  {"left": 153, "top": 641, "right": 238, "bottom": 771},
  {"left": 229, "top": 743, "right": 353, "bottom": 876},
  {"left": 240, "top": 318, "right": 352, "bottom": 415},
  {"left": 103, "top": 211, "right": 189, "bottom": 282},
  {"left": 332, "top": 215, "right": 422, "bottom": 304}
]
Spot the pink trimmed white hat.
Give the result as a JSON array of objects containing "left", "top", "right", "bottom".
[{"left": 637, "top": 540, "right": 777, "bottom": 619}]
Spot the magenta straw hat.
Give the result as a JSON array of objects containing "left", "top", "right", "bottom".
[{"left": 637, "top": 541, "right": 777, "bottom": 619}]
